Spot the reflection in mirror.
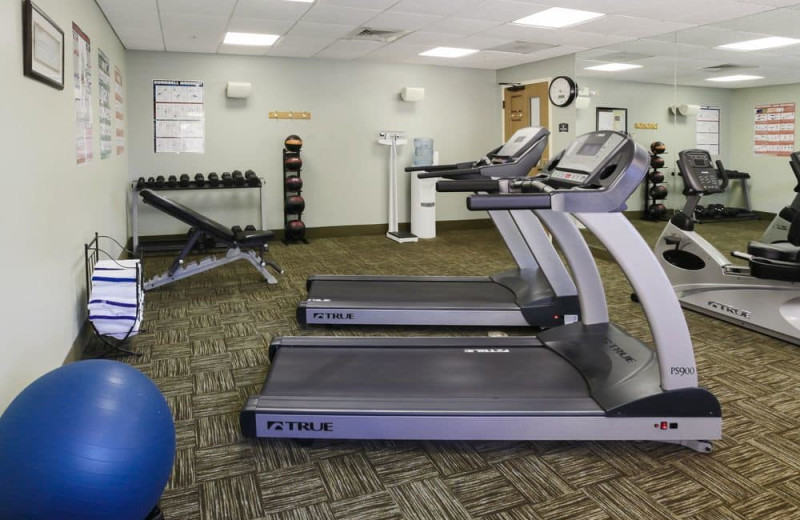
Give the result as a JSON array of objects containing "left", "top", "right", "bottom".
[{"left": 573, "top": 2, "right": 800, "bottom": 219}]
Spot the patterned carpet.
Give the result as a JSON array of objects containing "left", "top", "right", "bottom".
[{"left": 86, "top": 215, "right": 800, "bottom": 520}]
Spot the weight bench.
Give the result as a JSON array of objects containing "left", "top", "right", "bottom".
[{"left": 139, "top": 189, "right": 283, "bottom": 290}]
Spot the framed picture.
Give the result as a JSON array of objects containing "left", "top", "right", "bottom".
[
  {"left": 23, "top": 0, "right": 65, "bottom": 90},
  {"left": 596, "top": 107, "right": 628, "bottom": 134}
]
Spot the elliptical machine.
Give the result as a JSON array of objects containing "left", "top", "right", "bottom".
[
  {"left": 760, "top": 151, "right": 800, "bottom": 244},
  {"left": 656, "top": 149, "right": 800, "bottom": 346}
]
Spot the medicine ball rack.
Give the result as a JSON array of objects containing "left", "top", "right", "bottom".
[
  {"left": 643, "top": 141, "right": 669, "bottom": 221},
  {"left": 130, "top": 171, "right": 264, "bottom": 253},
  {"left": 282, "top": 135, "right": 308, "bottom": 244}
]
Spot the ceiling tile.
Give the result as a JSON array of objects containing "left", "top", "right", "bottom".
[
  {"left": 396, "top": 31, "right": 463, "bottom": 45},
  {"left": 160, "top": 13, "right": 228, "bottom": 53},
  {"left": 218, "top": 44, "right": 271, "bottom": 56},
  {"left": 621, "top": 0, "right": 772, "bottom": 24},
  {"left": 314, "top": 39, "right": 386, "bottom": 59},
  {"left": 710, "top": 7, "right": 800, "bottom": 37},
  {"left": 324, "top": 0, "right": 399, "bottom": 9},
  {"left": 463, "top": 1, "right": 550, "bottom": 23},
  {"left": 233, "top": 0, "right": 313, "bottom": 21},
  {"left": 389, "top": 0, "right": 485, "bottom": 16},
  {"left": 226, "top": 17, "right": 295, "bottom": 35},
  {"left": 365, "top": 11, "right": 443, "bottom": 31},
  {"left": 575, "top": 16, "right": 694, "bottom": 40},
  {"left": 302, "top": 4, "right": 384, "bottom": 26},
  {"left": 157, "top": 0, "right": 236, "bottom": 16},
  {"left": 268, "top": 36, "right": 337, "bottom": 57},
  {"left": 421, "top": 16, "right": 501, "bottom": 35},
  {"left": 287, "top": 22, "right": 360, "bottom": 39}
]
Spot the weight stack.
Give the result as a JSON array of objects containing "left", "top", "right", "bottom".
[
  {"left": 643, "top": 141, "right": 669, "bottom": 221},
  {"left": 282, "top": 135, "right": 308, "bottom": 244}
]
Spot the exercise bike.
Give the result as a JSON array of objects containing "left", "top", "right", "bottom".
[
  {"left": 760, "top": 151, "right": 800, "bottom": 244},
  {"left": 656, "top": 149, "right": 800, "bottom": 346}
]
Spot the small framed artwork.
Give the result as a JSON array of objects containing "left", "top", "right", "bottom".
[
  {"left": 23, "top": 0, "right": 65, "bottom": 90},
  {"left": 596, "top": 107, "right": 628, "bottom": 134}
]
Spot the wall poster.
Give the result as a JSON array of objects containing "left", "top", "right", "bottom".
[
  {"left": 153, "top": 79, "right": 205, "bottom": 153},
  {"left": 696, "top": 105, "right": 720, "bottom": 156},
  {"left": 72, "top": 22, "right": 92, "bottom": 164},
  {"left": 754, "top": 103, "right": 795, "bottom": 157},
  {"left": 114, "top": 65, "right": 125, "bottom": 155},
  {"left": 98, "top": 49, "right": 112, "bottom": 159}
]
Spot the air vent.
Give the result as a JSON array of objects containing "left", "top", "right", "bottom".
[
  {"left": 487, "top": 41, "right": 555, "bottom": 54},
  {"left": 348, "top": 27, "right": 408, "bottom": 43},
  {"left": 700, "top": 63, "right": 756, "bottom": 73}
]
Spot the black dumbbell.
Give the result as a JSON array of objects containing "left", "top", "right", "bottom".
[
  {"left": 155, "top": 175, "right": 166, "bottom": 188},
  {"left": 232, "top": 170, "right": 245, "bottom": 186},
  {"left": 208, "top": 172, "right": 220, "bottom": 186},
  {"left": 179, "top": 174, "right": 191, "bottom": 187},
  {"left": 167, "top": 175, "right": 178, "bottom": 188},
  {"left": 194, "top": 173, "right": 205, "bottom": 187},
  {"left": 245, "top": 170, "right": 261, "bottom": 187},
  {"left": 244, "top": 224, "right": 256, "bottom": 231},
  {"left": 136, "top": 177, "right": 146, "bottom": 190},
  {"left": 146, "top": 177, "right": 157, "bottom": 188},
  {"left": 231, "top": 225, "right": 243, "bottom": 234},
  {"left": 221, "top": 172, "right": 233, "bottom": 186}
]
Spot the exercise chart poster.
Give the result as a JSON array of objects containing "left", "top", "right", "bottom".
[
  {"left": 98, "top": 49, "right": 112, "bottom": 160},
  {"left": 754, "top": 103, "right": 795, "bottom": 157},
  {"left": 73, "top": 22, "right": 93, "bottom": 164},
  {"left": 114, "top": 65, "right": 125, "bottom": 155},
  {"left": 153, "top": 79, "right": 205, "bottom": 153}
]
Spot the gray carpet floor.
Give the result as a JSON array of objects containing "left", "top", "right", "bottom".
[{"left": 88, "top": 215, "right": 800, "bottom": 520}]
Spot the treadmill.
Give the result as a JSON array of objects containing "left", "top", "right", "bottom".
[
  {"left": 298, "top": 127, "right": 583, "bottom": 328},
  {"left": 241, "top": 131, "right": 722, "bottom": 452},
  {"left": 761, "top": 151, "right": 800, "bottom": 243}
]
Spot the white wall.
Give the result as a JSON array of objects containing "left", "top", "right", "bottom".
[
  {"left": 729, "top": 84, "right": 800, "bottom": 212},
  {"left": 126, "top": 52, "right": 502, "bottom": 236},
  {"left": 574, "top": 78, "right": 734, "bottom": 211},
  {"left": 496, "top": 55, "right": 577, "bottom": 156},
  {"left": 0, "top": 0, "right": 128, "bottom": 410}
]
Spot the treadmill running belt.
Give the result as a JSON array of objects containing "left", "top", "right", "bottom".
[{"left": 308, "top": 279, "right": 517, "bottom": 305}]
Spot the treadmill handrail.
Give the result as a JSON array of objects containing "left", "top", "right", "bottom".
[{"left": 436, "top": 179, "right": 500, "bottom": 192}]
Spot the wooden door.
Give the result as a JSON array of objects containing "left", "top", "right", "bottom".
[{"left": 503, "top": 81, "right": 550, "bottom": 173}]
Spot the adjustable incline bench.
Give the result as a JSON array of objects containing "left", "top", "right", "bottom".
[{"left": 139, "top": 189, "right": 283, "bottom": 290}]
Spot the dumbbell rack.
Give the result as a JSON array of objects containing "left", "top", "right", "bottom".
[
  {"left": 282, "top": 148, "right": 308, "bottom": 245},
  {"left": 643, "top": 150, "right": 669, "bottom": 221},
  {"left": 130, "top": 171, "right": 263, "bottom": 253}
]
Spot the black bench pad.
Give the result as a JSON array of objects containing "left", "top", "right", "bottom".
[{"left": 140, "top": 189, "right": 273, "bottom": 246}]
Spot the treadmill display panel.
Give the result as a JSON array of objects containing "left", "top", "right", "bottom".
[
  {"left": 495, "top": 127, "right": 547, "bottom": 159},
  {"left": 548, "top": 132, "right": 625, "bottom": 185}
]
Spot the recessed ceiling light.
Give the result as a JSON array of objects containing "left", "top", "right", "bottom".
[
  {"left": 717, "top": 36, "right": 800, "bottom": 51},
  {"left": 223, "top": 32, "right": 280, "bottom": 46},
  {"left": 584, "top": 63, "right": 643, "bottom": 72},
  {"left": 419, "top": 47, "right": 479, "bottom": 58},
  {"left": 705, "top": 74, "right": 764, "bottom": 82},
  {"left": 513, "top": 7, "right": 604, "bottom": 29}
]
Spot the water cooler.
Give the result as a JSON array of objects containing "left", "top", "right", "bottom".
[{"left": 410, "top": 138, "right": 437, "bottom": 239}]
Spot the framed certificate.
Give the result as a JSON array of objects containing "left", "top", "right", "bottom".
[{"left": 23, "top": 0, "right": 65, "bottom": 90}]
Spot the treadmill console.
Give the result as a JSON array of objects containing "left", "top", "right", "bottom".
[
  {"left": 676, "top": 149, "right": 724, "bottom": 194},
  {"left": 544, "top": 131, "right": 627, "bottom": 188},
  {"left": 494, "top": 127, "right": 549, "bottom": 160}
]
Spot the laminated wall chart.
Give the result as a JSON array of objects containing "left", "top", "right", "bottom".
[
  {"left": 754, "top": 103, "right": 795, "bottom": 157},
  {"left": 114, "top": 65, "right": 125, "bottom": 155},
  {"left": 153, "top": 80, "right": 204, "bottom": 153},
  {"left": 696, "top": 106, "right": 720, "bottom": 156}
]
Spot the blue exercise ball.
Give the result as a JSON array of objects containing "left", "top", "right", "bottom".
[{"left": 0, "top": 360, "right": 175, "bottom": 520}]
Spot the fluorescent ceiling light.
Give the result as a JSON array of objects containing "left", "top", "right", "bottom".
[
  {"left": 223, "top": 32, "right": 280, "bottom": 46},
  {"left": 705, "top": 74, "right": 764, "bottom": 82},
  {"left": 584, "top": 63, "right": 643, "bottom": 72},
  {"left": 513, "top": 7, "right": 604, "bottom": 29},
  {"left": 419, "top": 47, "right": 479, "bottom": 58},
  {"left": 717, "top": 36, "right": 800, "bottom": 51}
]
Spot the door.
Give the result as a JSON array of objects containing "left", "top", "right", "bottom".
[{"left": 503, "top": 81, "right": 550, "bottom": 173}]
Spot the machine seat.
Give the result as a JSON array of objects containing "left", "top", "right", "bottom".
[
  {"left": 749, "top": 255, "right": 800, "bottom": 282},
  {"left": 747, "top": 241, "right": 800, "bottom": 262}
]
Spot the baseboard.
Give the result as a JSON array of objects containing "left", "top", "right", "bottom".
[{"left": 64, "top": 320, "right": 92, "bottom": 365}]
